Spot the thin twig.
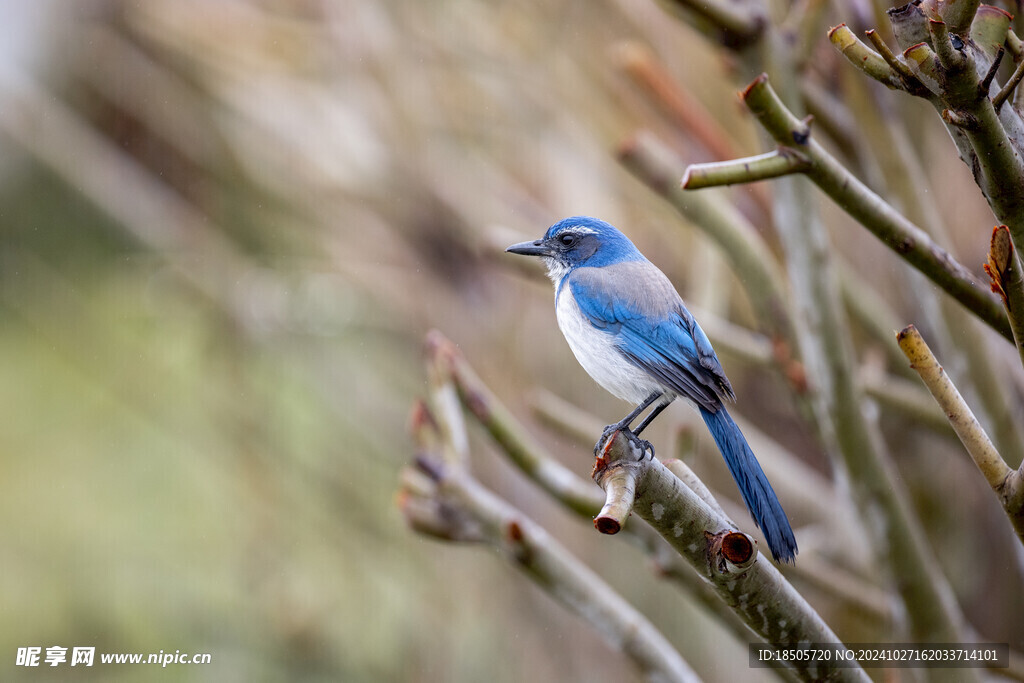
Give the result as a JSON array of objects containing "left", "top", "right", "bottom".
[
  {"left": 426, "top": 330, "right": 605, "bottom": 516},
  {"left": 864, "top": 29, "right": 924, "bottom": 90},
  {"left": 682, "top": 148, "right": 811, "bottom": 188},
  {"left": 929, "top": 19, "right": 967, "bottom": 73},
  {"left": 993, "top": 56, "right": 1024, "bottom": 110},
  {"left": 1007, "top": 29, "right": 1024, "bottom": 62},
  {"left": 828, "top": 24, "right": 905, "bottom": 90},
  {"left": 896, "top": 326, "right": 1024, "bottom": 546},
  {"left": 978, "top": 46, "right": 1005, "bottom": 97},
  {"left": 426, "top": 337, "right": 470, "bottom": 467}
]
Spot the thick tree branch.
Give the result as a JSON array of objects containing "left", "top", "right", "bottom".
[
  {"left": 413, "top": 337, "right": 787, "bottom": 674},
  {"left": 592, "top": 432, "right": 869, "bottom": 683},
  {"left": 739, "top": 73, "right": 1013, "bottom": 342}
]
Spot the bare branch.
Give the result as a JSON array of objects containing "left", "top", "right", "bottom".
[
  {"left": 425, "top": 330, "right": 606, "bottom": 516},
  {"left": 426, "top": 336, "right": 470, "bottom": 467},
  {"left": 864, "top": 29, "right": 927, "bottom": 93},
  {"left": 592, "top": 433, "right": 870, "bottom": 683},
  {"left": 663, "top": 0, "right": 766, "bottom": 47},
  {"left": 828, "top": 24, "right": 905, "bottom": 90},
  {"left": 739, "top": 74, "right": 1013, "bottom": 341},
  {"left": 617, "top": 132, "right": 800, "bottom": 354},
  {"left": 896, "top": 325, "right": 1024, "bottom": 546},
  {"left": 682, "top": 148, "right": 811, "bottom": 189},
  {"left": 929, "top": 19, "right": 967, "bottom": 73}
]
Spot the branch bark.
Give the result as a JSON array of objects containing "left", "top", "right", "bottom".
[
  {"left": 592, "top": 432, "right": 869, "bottom": 683},
  {"left": 400, "top": 450, "right": 699, "bottom": 683},
  {"left": 896, "top": 325, "right": 1024, "bottom": 546},
  {"left": 738, "top": 73, "right": 1013, "bottom": 342},
  {"left": 681, "top": 148, "right": 811, "bottom": 188},
  {"left": 663, "top": 0, "right": 766, "bottom": 47}
]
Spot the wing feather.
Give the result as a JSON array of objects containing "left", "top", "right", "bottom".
[{"left": 567, "top": 262, "right": 733, "bottom": 410}]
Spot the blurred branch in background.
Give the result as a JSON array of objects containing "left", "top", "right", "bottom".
[
  {"left": 986, "top": 225, "right": 1024, "bottom": 366},
  {"left": 401, "top": 399, "right": 699, "bottom": 683}
]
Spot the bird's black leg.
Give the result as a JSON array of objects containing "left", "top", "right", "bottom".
[
  {"left": 633, "top": 398, "right": 671, "bottom": 436},
  {"left": 596, "top": 392, "right": 662, "bottom": 459}
]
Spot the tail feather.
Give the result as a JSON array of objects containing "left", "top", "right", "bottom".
[{"left": 699, "top": 406, "right": 798, "bottom": 563}]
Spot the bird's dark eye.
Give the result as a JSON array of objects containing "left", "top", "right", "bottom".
[{"left": 559, "top": 233, "right": 577, "bottom": 247}]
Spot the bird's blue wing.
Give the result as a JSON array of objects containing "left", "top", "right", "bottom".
[{"left": 567, "top": 262, "right": 734, "bottom": 410}]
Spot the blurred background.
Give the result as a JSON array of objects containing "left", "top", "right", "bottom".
[{"left": 1, "top": 0, "right": 1021, "bottom": 681}]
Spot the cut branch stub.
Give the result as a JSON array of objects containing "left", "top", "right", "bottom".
[
  {"left": 941, "top": 0, "right": 981, "bottom": 36},
  {"left": 903, "top": 42, "right": 943, "bottom": 94},
  {"left": 710, "top": 530, "right": 758, "bottom": 571},
  {"left": 828, "top": 24, "right": 904, "bottom": 89},
  {"left": 888, "top": 1, "right": 932, "bottom": 49},
  {"left": 970, "top": 5, "right": 1012, "bottom": 58}
]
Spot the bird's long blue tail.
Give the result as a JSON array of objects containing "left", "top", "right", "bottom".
[{"left": 699, "top": 406, "right": 798, "bottom": 563}]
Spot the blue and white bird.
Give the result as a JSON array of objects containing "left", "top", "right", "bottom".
[{"left": 507, "top": 216, "right": 797, "bottom": 563}]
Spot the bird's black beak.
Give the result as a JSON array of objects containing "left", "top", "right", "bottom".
[{"left": 506, "top": 239, "right": 552, "bottom": 257}]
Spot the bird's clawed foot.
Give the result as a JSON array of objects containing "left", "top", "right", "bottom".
[{"left": 594, "top": 426, "right": 655, "bottom": 461}]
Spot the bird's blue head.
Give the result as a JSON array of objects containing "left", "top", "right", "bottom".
[{"left": 506, "top": 216, "right": 644, "bottom": 282}]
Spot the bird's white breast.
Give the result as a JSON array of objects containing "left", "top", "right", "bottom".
[{"left": 555, "top": 285, "right": 660, "bottom": 405}]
